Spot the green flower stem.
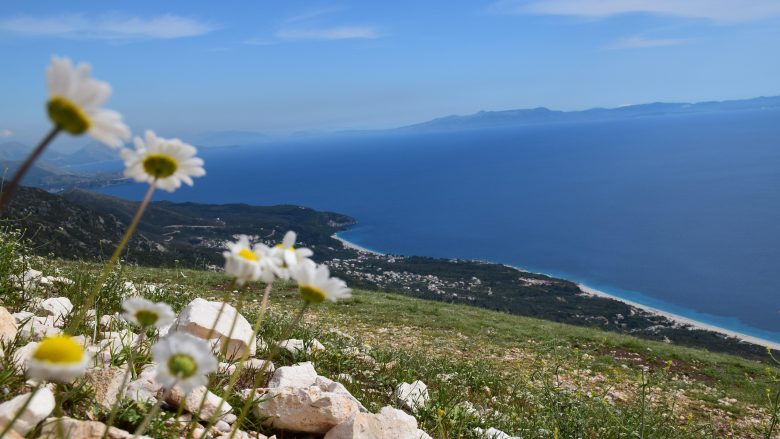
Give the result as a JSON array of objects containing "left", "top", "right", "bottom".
[
  {"left": 101, "top": 331, "right": 147, "bottom": 439},
  {"left": 67, "top": 182, "right": 157, "bottom": 334},
  {"left": 0, "top": 382, "right": 42, "bottom": 437},
  {"left": 0, "top": 126, "right": 61, "bottom": 212},
  {"left": 225, "top": 302, "right": 309, "bottom": 439},
  {"left": 187, "top": 282, "right": 250, "bottom": 439},
  {"left": 200, "top": 282, "right": 274, "bottom": 436}
]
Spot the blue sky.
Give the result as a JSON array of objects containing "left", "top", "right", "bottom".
[{"left": 2, "top": 0, "right": 780, "bottom": 146}]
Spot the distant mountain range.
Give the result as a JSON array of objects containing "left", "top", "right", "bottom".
[
  {"left": 398, "top": 95, "right": 780, "bottom": 132},
  {"left": 0, "top": 141, "right": 119, "bottom": 166},
  {"left": 0, "top": 141, "right": 124, "bottom": 191}
]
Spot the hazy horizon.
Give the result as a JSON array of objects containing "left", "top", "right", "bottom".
[{"left": 2, "top": 0, "right": 780, "bottom": 146}]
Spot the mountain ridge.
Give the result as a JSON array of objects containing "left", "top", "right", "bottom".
[{"left": 398, "top": 95, "right": 780, "bottom": 132}]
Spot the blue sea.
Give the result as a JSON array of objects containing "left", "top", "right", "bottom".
[{"left": 94, "top": 109, "right": 780, "bottom": 342}]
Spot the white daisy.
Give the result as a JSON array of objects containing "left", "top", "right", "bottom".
[
  {"left": 151, "top": 332, "right": 217, "bottom": 394},
  {"left": 290, "top": 259, "right": 351, "bottom": 304},
  {"left": 121, "top": 297, "right": 175, "bottom": 329},
  {"left": 121, "top": 130, "right": 205, "bottom": 192},
  {"left": 27, "top": 335, "right": 90, "bottom": 382},
  {"left": 223, "top": 235, "right": 279, "bottom": 285},
  {"left": 273, "top": 231, "right": 314, "bottom": 279},
  {"left": 46, "top": 56, "right": 130, "bottom": 148}
]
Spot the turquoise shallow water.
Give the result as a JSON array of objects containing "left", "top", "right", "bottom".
[{"left": 96, "top": 109, "right": 780, "bottom": 342}]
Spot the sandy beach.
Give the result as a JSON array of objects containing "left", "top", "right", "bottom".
[
  {"left": 332, "top": 233, "right": 385, "bottom": 255},
  {"left": 578, "top": 284, "right": 780, "bottom": 351}
]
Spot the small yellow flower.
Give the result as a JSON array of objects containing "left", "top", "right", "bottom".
[
  {"left": 27, "top": 335, "right": 90, "bottom": 382},
  {"left": 223, "top": 235, "right": 278, "bottom": 285}
]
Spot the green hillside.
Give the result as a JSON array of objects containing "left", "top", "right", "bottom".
[{"left": 2, "top": 233, "right": 779, "bottom": 438}]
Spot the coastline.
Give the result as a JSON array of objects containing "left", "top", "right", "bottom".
[
  {"left": 576, "top": 284, "right": 780, "bottom": 351},
  {"left": 333, "top": 232, "right": 780, "bottom": 351},
  {"left": 332, "top": 233, "right": 385, "bottom": 255}
]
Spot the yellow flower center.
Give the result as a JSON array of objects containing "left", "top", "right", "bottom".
[
  {"left": 168, "top": 353, "right": 198, "bottom": 378},
  {"left": 47, "top": 96, "right": 90, "bottom": 135},
  {"left": 300, "top": 284, "right": 327, "bottom": 304},
  {"left": 33, "top": 335, "right": 84, "bottom": 364},
  {"left": 142, "top": 153, "right": 179, "bottom": 179},
  {"left": 134, "top": 310, "right": 159, "bottom": 327},
  {"left": 238, "top": 248, "right": 258, "bottom": 261}
]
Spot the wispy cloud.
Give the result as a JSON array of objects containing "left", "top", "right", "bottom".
[
  {"left": 275, "top": 26, "right": 378, "bottom": 41},
  {"left": 491, "top": 0, "right": 780, "bottom": 23},
  {"left": 607, "top": 35, "right": 689, "bottom": 49},
  {"left": 0, "top": 13, "right": 215, "bottom": 40},
  {"left": 0, "top": 129, "right": 12, "bottom": 138},
  {"left": 245, "top": 8, "right": 379, "bottom": 44}
]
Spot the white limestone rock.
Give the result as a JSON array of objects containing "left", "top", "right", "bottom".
[
  {"left": 165, "top": 385, "right": 232, "bottom": 421},
  {"left": 277, "top": 338, "right": 325, "bottom": 355},
  {"left": 245, "top": 358, "right": 274, "bottom": 373},
  {"left": 175, "top": 298, "right": 256, "bottom": 359},
  {"left": 38, "top": 417, "right": 152, "bottom": 439},
  {"left": 38, "top": 297, "right": 73, "bottom": 320},
  {"left": 0, "top": 387, "right": 55, "bottom": 434},
  {"left": 12, "top": 341, "right": 38, "bottom": 373},
  {"left": 12, "top": 269, "right": 43, "bottom": 292},
  {"left": 315, "top": 375, "right": 367, "bottom": 412},
  {"left": 324, "top": 406, "right": 432, "bottom": 439},
  {"left": 84, "top": 367, "right": 126, "bottom": 410},
  {"left": 277, "top": 339, "right": 306, "bottom": 355},
  {"left": 17, "top": 318, "right": 61, "bottom": 340},
  {"left": 0, "top": 306, "right": 17, "bottom": 342},
  {"left": 124, "top": 366, "right": 160, "bottom": 404},
  {"left": 253, "top": 386, "right": 359, "bottom": 434},
  {"left": 394, "top": 380, "right": 430, "bottom": 412},
  {"left": 267, "top": 361, "right": 318, "bottom": 388},
  {"left": 11, "top": 311, "right": 34, "bottom": 324},
  {"left": 474, "top": 427, "right": 520, "bottom": 439}
]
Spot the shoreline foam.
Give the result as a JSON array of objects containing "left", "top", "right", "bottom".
[
  {"left": 333, "top": 232, "right": 780, "bottom": 350},
  {"left": 332, "top": 233, "right": 385, "bottom": 255},
  {"left": 577, "top": 284, "right": 780, "bottom": 351}
]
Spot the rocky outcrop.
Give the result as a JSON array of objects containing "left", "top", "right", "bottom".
[
  {"left": 0, "top": 387, "right": 55, "bottom": 435},
  {"left": 39, "top": 417, "right": 152, "bottom": 439},
  {"left": 324, "top": 406, "right": 432, "bottom": 439},
  {"left": 395, "top": 380, "right": 430, "bottom": 412},
  {"left": 254, "top": 386, "right": 359, "bottom": 434},
  {"left": 175, "top": 298, "right": 256, "bottom": 359},
  {"left": 0, "top": 306, "right": 17, "bottom": 342}
]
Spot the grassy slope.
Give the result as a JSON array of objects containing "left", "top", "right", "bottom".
[
  {"left": 3, "top": 235, "right": 778, "bottom": 438},
  {"left": 114, "top": 262, "right": 777, "bottom": 438}
]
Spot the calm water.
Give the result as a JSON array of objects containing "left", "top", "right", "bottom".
[{"left": 96, "top": 109, "right": 780, "bottom": 340}]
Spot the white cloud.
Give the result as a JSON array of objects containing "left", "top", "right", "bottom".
[
  {"left": 0, "top": 13, "right": 215, "bottom": 40},
  {"left": 607, "top": 35, "right": 689, "bottom": 49},
  {"left": 275, "top": 26, "right": 378, "bottom": 41},
  {"left": 0, "top": 129, "right": 12, "bottom": 138},
  {"left": 492, "top": 0, "right": 780, "bottom": 23}
]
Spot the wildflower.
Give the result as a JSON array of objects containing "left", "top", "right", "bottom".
[
  {"left": 273, "top": 231, "right": 313, "bottom": 279},
  {"left": 46, "top": 56, "right": 130, "bottom": 147},
  {"left": 27, "top": 335, "right": 90, "bottom": 382},
  {"left": 122, "top": 297, "right": 175, "bottom": 329},
  {"left": 223, "top": 235, "right": 278, "bottom": 285},
  {"left": 290, "top": 259, "right": 351, "bottom": 304},
  {"left": 121, "top": 130, "right": 205, "bottom": 192},
  {"left": 151, "top": 332, "right": 217, "bottom": 394}
]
